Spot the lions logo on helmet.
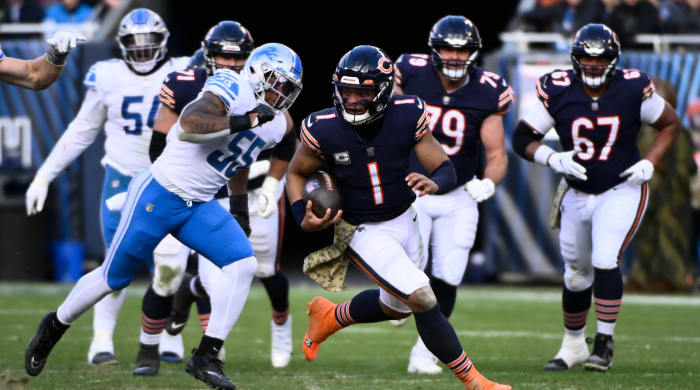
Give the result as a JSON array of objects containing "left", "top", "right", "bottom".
[
  {"left": 116, "top": 8, "right": 169, "bottom": 74},
  {"left": 332, "top": 45, "right": 394, "bottom": 125},
  {"left": 242, "top": 43, "right": 303, "bottom": 113},
  {"left": 428, "top": 15, "right": 482, "bottom": 80},
  {"left": 570, "top": 23, "right": 621, "bottom": 89}
]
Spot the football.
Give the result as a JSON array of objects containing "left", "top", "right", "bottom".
[{"left": 302, "top": 171, "right": 342, "bottom": 219}]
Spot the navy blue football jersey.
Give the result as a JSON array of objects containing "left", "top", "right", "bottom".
[
  {"left": 535, "top": 68, "right": 655, "bottom": 194},
  {"left": 396, "top": 54, "right": 514, "bottom": 186},
  {"left": 300, "top": 94, "right": 431, "bottom": 225},
  {"left": 159, "top": 67, "right": 293, "bottom": 195}
]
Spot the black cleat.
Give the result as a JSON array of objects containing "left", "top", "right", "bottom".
[
  {"left": 91, "top": 352, "right": 118, "bottom": 365},
  {"left": 186, "top": 348, "right": 236, "bottom": 390},
  {"left": 584, "top": 333, "right": 614, "bottom": 372},
  {"left": 25, "top": 312, "right": 66, "bottom": 377},
  {"left": 166, "top": 274, "right": 196, "bottom": 336},
  {"left": 133, "top": 343, "right": 160, "bottom": 376},
  {"left": 542, "top": 358, "right": 570, "bottom": 371}
]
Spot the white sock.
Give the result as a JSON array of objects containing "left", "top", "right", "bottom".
[
  {"left": 57, "top": 267, "right": 113, "bottom": 325},
  {"left": 139, "top": 329, "right": 162, "bottom": 345},
  {"left": 597, "top": 320, "right": 615, "bottom": 336},
  {"left": 204, "top": 257, "right": 257, "bottom": 340},
  {"left": 93, "top": 287, "right": 128, "bottom": 341}
]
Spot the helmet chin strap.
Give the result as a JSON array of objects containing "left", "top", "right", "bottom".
[{"left": 342, "top": 109, "right": 371, "bottom": 124}]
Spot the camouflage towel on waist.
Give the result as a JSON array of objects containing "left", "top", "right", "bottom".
[
  {"left": 550, "top": 178, "right": 569, "bottom": 230},
  {"left": 303, "top": 219, "right": 357, "bottom": 291}
]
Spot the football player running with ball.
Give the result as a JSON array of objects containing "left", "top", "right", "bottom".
[
  {"left": 24, "top": 8, "right": 191, "bottom": 369},
  {"left": 24, "top": 43, "right": 303, "bottom": 390},
  {"left": 287, "top": 45, "right": 510, "bottom": 390},
  {"left": 393, "top": 15, "right": 512, "bottom": 374},
  {"left": 512, "top": 24, "right": 680, "bottom": 372}
]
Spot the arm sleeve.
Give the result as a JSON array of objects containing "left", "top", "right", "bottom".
[
  {"left": 520, "top": 97, "right": 555, "bottom": 135},
  {"left": 640, "top": 90, "right": 666, "bottom": 124},
  {"left": 271, "top": 127, "right": 296, "bottom": 161},
  {"left": 37, "top": 88, "right": 106, "bottom": 181}
]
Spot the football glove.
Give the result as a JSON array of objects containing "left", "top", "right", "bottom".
[
  {"left": 248, "top": 103, "right": 275, "bottom": 126},
  {"left": 45, "top": 31, "right": 85, "bottom": 66},
  {"left": 548, "top": 150, "right": 587, "bottom": 181},
  {"left": 620, "top": 159, "right": 654, "bottom": 185},
  {"left": 257, "top": 176, "right": 279, "bottom": 218},
  {"left": 26, "top": 173, "right": 50, "bottom": 215},
  {"left": 465, "top": 178, "right": 495, "bottom": 203}
]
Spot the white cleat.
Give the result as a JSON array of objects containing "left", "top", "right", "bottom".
[
  {"left": 160, "top": 332, "right": 184, "bottom": 363},
  {"left": 87, "top": 336, "right": 118, "bottom": 365},
  {"left": 543, "top": 333, "right": 590, "bottom": 371},
  {"left": 271, "top": 316, "right": 292, "bottom": 368},
  {"left": 390, "top": 317, "right": 409, "bottom": 327},
  {"left": 407, "top": 337, "right": 442, "bottom": 374}
]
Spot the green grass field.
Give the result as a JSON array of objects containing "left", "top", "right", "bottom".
[{"left": 0, "top": 283, "right": 698, "bottom": 390}]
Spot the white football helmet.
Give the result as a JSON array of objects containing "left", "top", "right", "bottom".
[
  {"left": 116, "top": 8, "right": 169, "bottom": 74},
  {"left": 242, "top": 43, "right": 303, "bottom": 113}
]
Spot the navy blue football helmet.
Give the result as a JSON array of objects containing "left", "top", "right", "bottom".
[
  {"left": 571, "top": 24, "right": 621, "bottom": 89},
  {"left": 332, "top": 45, "right": 394, "bottom": 125},
  {"left": 188, "top": 48, "right": 206, "bottom": 69},
  {"left": 428, "top": 15, "right": 482, "bottom": 80},
  {"left": 201, "top": 21, "right": 254, "bottom": 74}
]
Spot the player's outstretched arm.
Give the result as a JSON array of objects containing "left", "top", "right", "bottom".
[
  {"left": 0, "top": 31, "right": 83, "bottom": 90},
  {"left": 410, "top": 132, "right": 456, "bottom": 196},
  {"left": 25, "top": 88, "right": 106, "bottom": 215},
  {"left": 286, "top": 143, "right": 342, "bottom": 231},
  {"left": 179, "top": 92, "right": 231, "bottom": 136}
]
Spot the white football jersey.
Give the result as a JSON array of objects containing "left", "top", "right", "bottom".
[
  {"left": 151, "top": 69, "right": 287, "bottom": 202},
  {"left": 84, "top": 57, "right": 190, "bottom": 176}
]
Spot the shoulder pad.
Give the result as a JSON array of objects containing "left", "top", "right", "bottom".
[
  {"left": 618, "top": 69, "right": 655, "bottom": 100},
  {"left": 300, "top": 109, "right": 336, "bottom": 159},
  {"left": 473, "top": 67, "right": 515, "bottom": 114},
  {"left": 535, "top": 69, "right": 573, "bottom": 107},
  {"left": 390, "top": 95, "right": 430, "bottom": 142},
  {"left": 83, "top": 59, "right": 121, "bottom": 90}
]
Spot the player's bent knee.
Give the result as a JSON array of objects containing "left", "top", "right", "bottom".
[
  {"left": 407, "top": 285, "right": 437, "bottom": 313},
  {"left": 379, "top": 301, "right": 411, "bottom": 319},
  {"left": 221, "top": 256, "right": 258, "bottom": 279},
  {"left": 152, "top": 263, "right": 184, "bottom": 296},
  {"left": 564, "top": 265, "right": 594, "bottom": 292},
  {"left": 254, "top": 262, "right": 275, "bottom": 278}
]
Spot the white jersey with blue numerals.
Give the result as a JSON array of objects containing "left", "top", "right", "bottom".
[
  {"left": 84, "top": 57, "right": 190, "bottom": 176},
  {"left": 151, "top": 68, "right": 287, "bottom": 202}
]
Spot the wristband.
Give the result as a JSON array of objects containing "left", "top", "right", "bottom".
[
  {"left": 533, "top": 144, "right": 556, "bottom": 166},
  {"left": 291, "top": 199, "right": 306, "bottom": 226},
  {"left": 229, "top": 114, "right": 252, "bottom": 134}
]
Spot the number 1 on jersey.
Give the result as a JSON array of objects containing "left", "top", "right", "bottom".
[{"left": 367, "top": 162, "right": 384, "bottom": 205}]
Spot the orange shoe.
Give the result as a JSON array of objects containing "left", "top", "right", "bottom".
[
  {"left": 302, "top": 296, "right": 342, "bottom": 361},
  {"left": 463, "top": 366, "right": 511, "bottom": 390}
]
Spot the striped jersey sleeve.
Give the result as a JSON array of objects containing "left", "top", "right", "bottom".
[
  {"left": 414, "top": 99, "right": 431, "bottom": 143},
  {"left": 300, "top": 114, "right": 325, "bottom": 159}
]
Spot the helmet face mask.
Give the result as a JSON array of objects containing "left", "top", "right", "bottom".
[
  {"left": 428, "top": 15, "right": 482, "bottom": 81},
  {"left": 202, "top": 21, "right": 254, "bottom": 75},
  {"left": 332, "top": 45, "right": 394, "bottom": 125},
  {"left": 570, "top": 23, "right": 621, "bottom": 89},
  {"left": 117, "top": 8, "right": 169, "bottom": 74},
  {"left": 242, "top": 43, "right": 303, "bottom": 113}
]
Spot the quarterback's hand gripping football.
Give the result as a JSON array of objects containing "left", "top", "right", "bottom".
[
  {"left": 247, "top": 103, "right": 275, "bottom": 127},
  {"left": 257, "top": 176, "right": 279, "bottom": 218},
  {"left": 465, "top": 178, "right": 495, "bottom": 203},
  {"left": 548, "top": 150, "right": 588, "bottom": 181},
  {"left": 405, "top": 172, "right": 438, "bottom": 197},
  {"left": 620, "top": 159, "right": 654, "bottom": 185},
  {"left": 26, "top": 174, "right": 50, "bottom": 216},
  {"left": 301, "top": 200, "right": 342, "bottom": 232}
]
